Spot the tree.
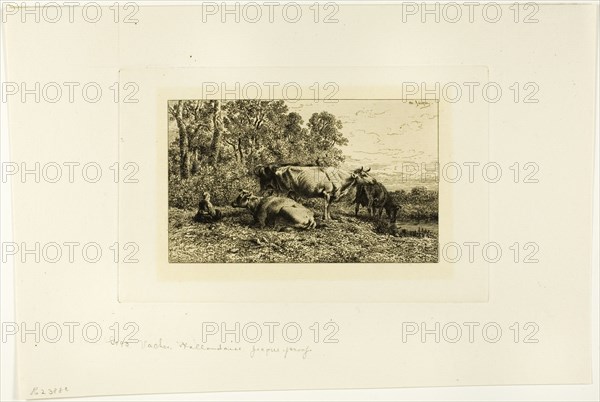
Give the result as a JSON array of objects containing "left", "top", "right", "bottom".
[
  {"left": 169, "top": 100, "right": 218, "bottom": 178},
  {"left": 208, "top": 100, "right": 223, "bottom": 167},
  {"left": 279, "top": 112, "right": 309, "bottom": 162},
  {"left": 170, "top": 100, "right": 189, "bottom": 179},
  {"left": 306, "top": 111, "right": 348, "bottom": 166},
  {"left": 222, "top": 100, "right": 290, "bottom": 168},
  {"left": 168, "top": 100, "right": 350, "bottom": 183}
]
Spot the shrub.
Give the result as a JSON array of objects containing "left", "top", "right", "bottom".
[
  {"left": 389, "top": 187, "right": 438, "bottom": 223},
  {"left": 169, "top": 167, "right": 259, "bottom": 210}
]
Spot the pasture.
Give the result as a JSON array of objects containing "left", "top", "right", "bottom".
[{"left": 168, "top": 199, "right": 438, "bottom": 264}]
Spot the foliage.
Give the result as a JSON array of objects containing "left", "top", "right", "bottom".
[
  {"left": 305, "top": 111, "right": 348, "bottom": 166},
  {"left": 389, "top": 186, "right": 439, "bottom": 223},
  {"left": 168, "top": 100, "right": 349, "bottom": 209},
  {"left": 168, "top": 162, "right": 259, "bottom": 210}
]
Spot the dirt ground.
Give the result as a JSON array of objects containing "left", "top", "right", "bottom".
[{"left": 168, "top": 203, "right": 438, "bottom": 264}]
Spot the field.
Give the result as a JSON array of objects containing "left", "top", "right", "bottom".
[{"left": 168, "top": 200, "right": 439, "bottom": 264}]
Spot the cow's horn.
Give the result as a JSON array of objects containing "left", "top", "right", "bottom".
[{"left": 365, "top": 167, "right": 371, "bottom": 172}]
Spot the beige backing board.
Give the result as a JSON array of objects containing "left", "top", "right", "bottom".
[{"left": 3, "top": 3, "right": 597, "bottom": 400}]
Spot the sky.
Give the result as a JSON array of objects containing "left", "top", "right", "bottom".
[{"left": 287, "top": 99, "right": 439, "bottom": 190}]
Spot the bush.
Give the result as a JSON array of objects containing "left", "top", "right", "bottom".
[
  {"left": 389, "top": 187, "right": 438, "bottom": 223},
  {"left": 169, "top": 167, "right": 259, "bottom": 210}
]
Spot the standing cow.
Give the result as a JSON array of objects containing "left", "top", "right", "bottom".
[
  {"left": 254, "top": 165, "right": 375, "bottom": 220},
  {"left": 354, "top": 181, "right": 400, "bottom": 223}
]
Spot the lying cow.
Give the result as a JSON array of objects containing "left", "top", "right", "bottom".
[
  {"left": 354, "top": 181, "right": 400, "bottom": 223},
  {"left": 231, "top": 190, "right": 316, "bottom": 230},
  {"left": 254, "top": 165, "right": 375, "bottom": 220}
]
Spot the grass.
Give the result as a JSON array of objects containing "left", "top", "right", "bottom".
[{"left": 168, "top": 201, "right": 438, "bottom": 264}]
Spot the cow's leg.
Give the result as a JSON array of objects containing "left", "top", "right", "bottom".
[
  {"left": 327, "top": 199, "right": 333, "bottom": 219},
  {"left": 372, "top": 197, "right": 382, "bottom": 217},
  {"left": 328, "top": 201, "right": 336, "bottom": 220},
  {"left": 355, "top": 203, "right": 360, "bottom": 216},
  {"left": 366, "top": 195, "right": 374, "bottom": 217},
  {"left": 253, "top": 211, "right": 268, "bottom": 228},
  {"left": 321, "top": 192, "right": 332, "bottom": 220},
  {"left": 389, "top": 208, "right": 397, "bottom": 223}
]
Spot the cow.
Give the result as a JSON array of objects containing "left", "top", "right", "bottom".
[
  {"left": 354, "top": 181, "right": 400, "bottom": 223},
  {"left": 254, "top": 165, "right": 375, "bottom": 220},
  {"left": 231, "top": 190, "right": 316, "bottom": 230}
]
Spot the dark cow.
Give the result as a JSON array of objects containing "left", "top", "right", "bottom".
[
  {"left": 231, "top": 190, "right": 316, "bottom": 229},
  {"left": 354, "top": 181, "right": 400, "bottom": 223},
  {"left": 254, "top": 165, "right": 375, "bottom": 220}
]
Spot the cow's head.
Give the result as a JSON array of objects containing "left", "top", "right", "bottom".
[
  {"left": 351, "top": 166, "right": 375, "bottom": 184},
  {"left": 254, "top": 164, "right": 279, "bottom": 193},
  {"left": 231, "top": 189, "right": 252, "bottom": 208},
  {"left": 231, "top": 189, "right": 261, "bottom": 211}
]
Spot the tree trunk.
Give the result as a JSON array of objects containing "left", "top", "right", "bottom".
[
  {"left": 189, "top": 123, "right": 203, "bottom": 174},
  {"left": 238, "top": 138, "right": 244, "bottom": 162},
  {"left": 231, "top": 144, "right": 238, "bottom": 161},
  {"left": 210, "top": 100, "right": 223, "bottom": 167},
  {"left": 175, "top": 100, "right": 189, "bottom": 179}
]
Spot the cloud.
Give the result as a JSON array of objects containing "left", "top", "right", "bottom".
[
  {"left": 353, "top": 150, "right": 385, "bottom": 155},
  {"left": 347, "top": 130, "right": 382, "bottom": 144},
  {"left": 347, "top": 129, "right": 365, "bottom": 139},
  {"left": 387, "top": 120, "right": 423, "bottom": 136},
  {"left": 338, "top": 114, "right": 357, "bottom": 125},
  {"left": 354, "top": 108, "right": 389, "bottom": 118},
  {"left": 402, "top": 150, "right": 426, "bottom": 159},
  {"left": 366, "top": 131, "right": 382, "bottom": 144}
]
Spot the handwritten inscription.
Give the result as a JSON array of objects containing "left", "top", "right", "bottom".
[
  {"left": 108, "top": 337, "right": 313, "bottom": 359},
  {"left": 250, "top": 344, "right": 312, "bottom": 359},
  {"left": 177, "top": 341, "right": 241, "bottom": 352},
  {"left": 30, "top": 386, "right": 69, "bottom": 397}
]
